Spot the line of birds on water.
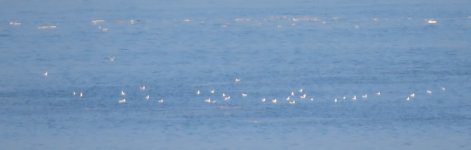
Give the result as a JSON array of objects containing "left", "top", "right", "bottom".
[
  {"left": 6, "top": 15, "right": 471, "bottom": 32},
  {"left": 42, "top": 72, "right": 447, "bottom": 105}
]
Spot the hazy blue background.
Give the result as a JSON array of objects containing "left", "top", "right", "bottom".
[{"left": 1, "top": 0, "right": 471, "bottom": 149}]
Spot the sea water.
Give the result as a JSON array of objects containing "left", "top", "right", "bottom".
[{"left": 1, "top": 0, "right": 471, "bottom": 149}]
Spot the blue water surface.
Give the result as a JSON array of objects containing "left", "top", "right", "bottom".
[{"left": 1, "top": 0, "right": 471, "bottom": 149}]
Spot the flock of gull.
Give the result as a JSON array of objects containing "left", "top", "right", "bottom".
[
  {"left": 7, "top": 15, "right": 457, "bottom": 105},
  {"left": 7, "top": 15, "right": 468, "bottom": 32},
  {"left": 42, "top": 71, "right": 447, "bottom": 105}
]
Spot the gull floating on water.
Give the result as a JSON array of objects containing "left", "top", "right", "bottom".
[
  {"left": 118, "top": 98, "right": 126, "bottom": 104},
  {"left": 289, "top": 100, "right": 296, "bottom": 105},
  {"left": 196, "top": 90, "right": 201, "bottom": 95},
  {"left": 140, "top": 85, "right": 146, "bottom": 91},
  {"left": 376, "top": 92, "right": 381, "bottom": 96},
  {"left": 261, "top": 98, "right": 266, "bottom": 102},
  {"left": 183, "top": 18, "right": 192, "bottom": 22},
  {"left": 234, "top": 78, "right": 241, "bottom": 83},
  {"left": 9, "top": 21, "right": 21, "bottom": 26},
  {"left": 99, "top": 27, "right": 109, "bottom": 32},
  {"left": 79, "top": 92, "right": 83, "bottom": 98},
  {"left": 342, "top": 96, "right": 347, "bottom": 100},
  {"left": 300, "top": 94, "right": 307, "bottom": 99},
  {"left": 362, "top": 94, "right": 368, "bottom": 99},
  {"left": 298, "top": 88, "right": 304, "bottom": 93},
  {"left": 158, "top": 99, "right": 164, "bottom": 103},
  {"left": 241, "top": 93, "right": 248, "bottom": 97},
  {"left": 145, "top": 95, "right": 150, "bottom": 100},
  {"left": 221, "top": 93, "right": 229, "bottom": 100},
  {"left": 37, "top": 25, "right": 57, "bottom": 30},
  {"left": 291, "top": 91, "right": 295, "bottom": 96},
  {"left": 410, "top": 93, "right": 415, "bottom": 98},
  {"left": 91, "top": 19, "right": 105, "bottom": 25},
  {"left": 210, "top": 89, "right": 215, "bottom": 94},
  {"left": 205, "top": 98, "right": 212, "bottom": 103},
  {"left": 426, "top": 90, "right": 432, "bottom": 95},
  {"left": 406, "top": 97, "right": 411, "bottom": 101},
  {"left": 334, "top": 98, "right": 338, "bottom": 103},
  {"left": 352, "top": 95, "right": 357, "bottom": 101},
  {"left": 286, "top": 96, "right": 291, "bottom": 101},
  {"left": 272, "top": 98, "right": 278, "bottom": 104},
  {"left": 73, "top": 91, "right": 76, "bottom": 96},
  {"left": 426, "top": 19, "right": 438, "bottom": 24},
  {"left": 121, "top": 90, "right": 126, "bottom": 96},
  {"left": 43, "top": 71, "right": 48, "bottom": 77}
]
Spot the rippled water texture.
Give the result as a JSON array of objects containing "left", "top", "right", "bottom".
[{"left": 1, "top": 0, "right": 471, "bottom": 149}]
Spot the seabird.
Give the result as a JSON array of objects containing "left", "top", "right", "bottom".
[
  {"left": 426, "top": 90, "right": 432, "bottom": 95},
  {"left": 426, "top": 19, "right": 438, "bottom": 24},
  {"left": 205, "top": 98, "right": 212, "bottom": 103},
  {"left": 9, "top": 21, "right": 21, "bottom": 26},
  {"left": 300, "top": 94, "right": 306, "bottom": 99},
  {"left": 118, "top": 98, "right": 126, "bottom": 104},
  {"left": 289, "top": 100, "right": 296, "bottom": 105},
  {"left": 91, "top": 19, "right": 105, "bottom": 25},
  {"left": 235, "top": 78, "right": 241, "bottom": 83},
  {"left": 140, "top": 85, "right": 146, "bottom": 91}
]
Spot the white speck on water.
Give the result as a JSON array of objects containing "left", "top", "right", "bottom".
[
  {"left": 9, "top": 21, "right": 21, "bottom": 26},
  {"left": 118, "top": 98, "right": 126, "bottom": 104},
  {"left": 37, "top": 25, "right": 56, "bottom": 30},
  {"left": 426, "top": 19, "right": 438, "bottom": 24},
  {"left": 91, "top": 19, "right": 105, "bottom": 25},
  {"left": 426, "top": 90, "right": 433, "bottom": 95}
]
